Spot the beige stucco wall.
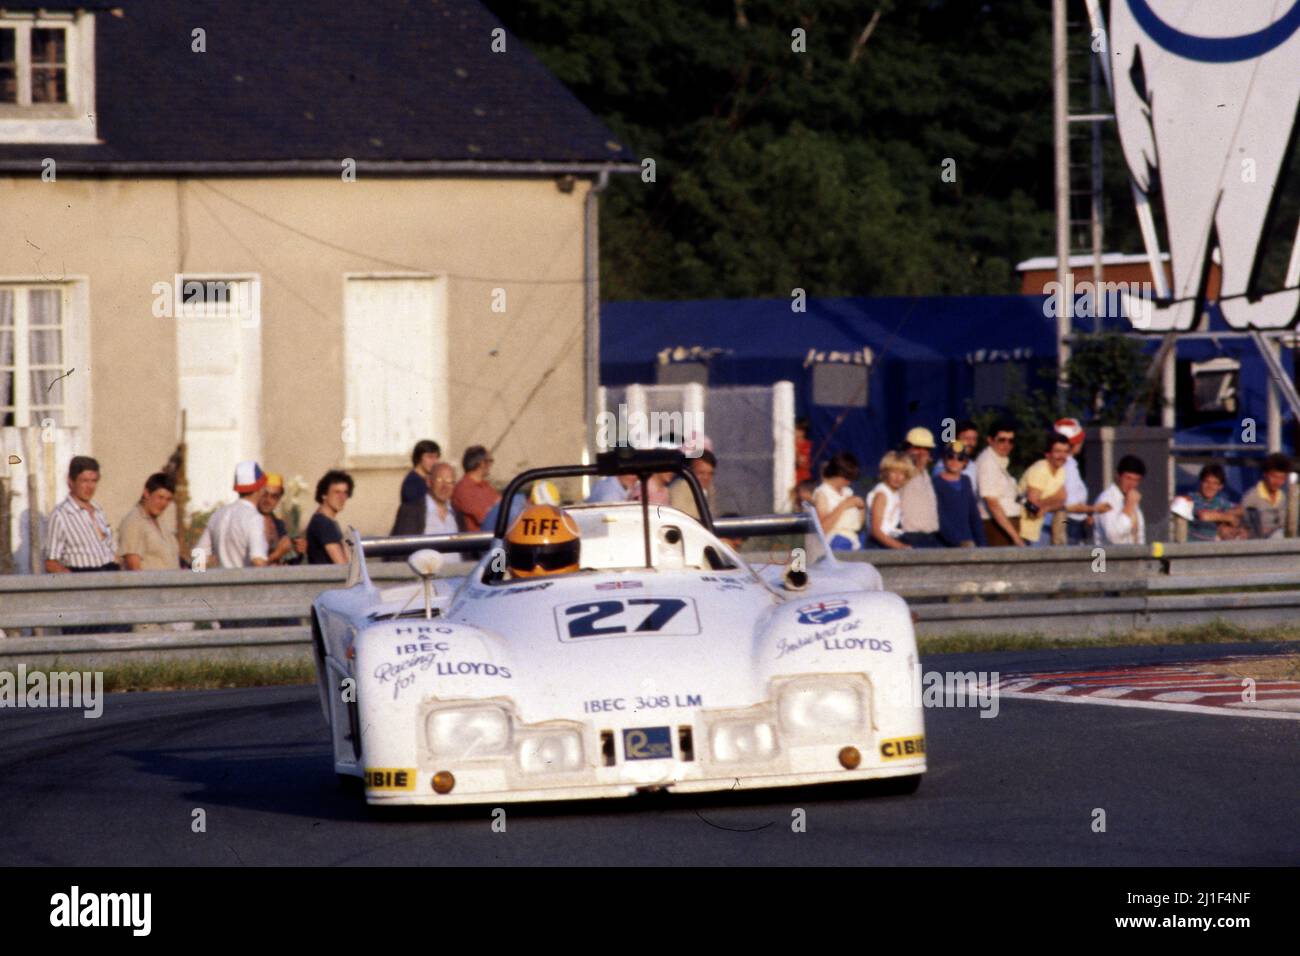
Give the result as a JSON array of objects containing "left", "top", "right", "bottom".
[{"left": 0, "top": 174, "right": 590, "bottom": 537}]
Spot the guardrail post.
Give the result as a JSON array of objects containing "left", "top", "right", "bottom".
[
  {"left": 1050, "top": 513, "right": 1067, "bottom": 545},
  {"left": 1171, "top": 514, "right": 1188, "bottom": 543},
  {"left": 0, "top": 474, "right": 13, "bottom": 575},
  {"left": 1286, "top": 480, "right": 1298, "bottom": 538}
]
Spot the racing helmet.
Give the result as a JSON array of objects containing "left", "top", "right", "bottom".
[{"left": 505, "top": 504, "right": 580, "bottom": 577}]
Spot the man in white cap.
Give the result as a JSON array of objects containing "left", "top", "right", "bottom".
[
  {"left": 196, "top": 461, "right": 270, "bottom": 568},
  {"left": 898, "top": 426, "right": 941, "bottom": 547}
]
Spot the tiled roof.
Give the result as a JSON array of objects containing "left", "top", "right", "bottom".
[{"left": 0, "top": 0, "right": 634, "bottom": 170}]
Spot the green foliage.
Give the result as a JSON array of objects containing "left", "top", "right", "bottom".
[
  {"left": 491, "top": 0, "right": 1065, "bottom": 299},
  {"left": 964, "top": 332, "right": 1157, "bottom": 473},
  {"left": 1066, "top": 331, "right": 1158, "bottom": 426}
]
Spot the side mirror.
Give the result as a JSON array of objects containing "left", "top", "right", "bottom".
[
  {"left": 407, "top": 549, "right": 444, "bottom": 619},
  {"left": 783, "top": 546, "right": 808, "bottom": 591}
]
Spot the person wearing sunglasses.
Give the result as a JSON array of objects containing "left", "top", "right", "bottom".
[
  {"left": 933, "top": 442, "right": 986, "bottom": 547},
  {"left": 975, "top": 421, "right": 1025, "bottom": 547}
]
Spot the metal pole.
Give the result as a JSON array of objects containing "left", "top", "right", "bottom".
[
  {"left": 22, "top": 427, "right": 41, "bottom": 576},
  {"left": 1089, "top": 51, "right": 1104, "bottom": 331},
  {"left": 583, "top": 170, "right": 610, "bottom": 463},
  {"left": 1053, "top": 0, "right": 1071, "bottom": 402},
  {"left": 176, "top": 409, "right": 190, "bottom": 552},
  {"left": 1268, "top": 344, "right": 1282, "bottom": 452}
]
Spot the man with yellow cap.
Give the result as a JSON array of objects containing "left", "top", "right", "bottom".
[
  {"left": 504, "top": 503, "right": 581, "bottom": 578},
  {"left": 898, "top": 427, "right": 942, "bottom": 547},
  {"left": 258, "top": 472, "right": 298, "bottom": 564}
]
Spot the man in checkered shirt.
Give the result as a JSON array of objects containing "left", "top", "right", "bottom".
[{"left": 44, "top": 456, "right": 119, "bottom": 573}]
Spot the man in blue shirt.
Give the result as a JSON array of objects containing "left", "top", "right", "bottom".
[{"left": 586, "top": 472, "right": 637, "bottom": 504}]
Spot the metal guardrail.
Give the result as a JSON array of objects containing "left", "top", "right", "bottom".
[
  {"left": 3, "top": 541, "right": 1300, "bottom": 666},
  {"left": 0, "top": 562, "right": 475, "bottom": 668},
  {"left": 843, "top": 538, "right": 1300, "bottom": 635}
]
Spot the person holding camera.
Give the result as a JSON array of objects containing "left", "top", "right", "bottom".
[{"left": 1017, "top": 432, "right": 1071, "bottom": 546}]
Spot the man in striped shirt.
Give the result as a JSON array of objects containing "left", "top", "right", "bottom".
[{"left": 44, "top": 456, "right": 119, "bottom": 573}]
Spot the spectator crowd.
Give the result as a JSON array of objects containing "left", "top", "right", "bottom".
[
  {"left": 801, "top": 417, "right": 1295, "bottom": 551},
  {"left": 30, "top": 418, "right": 1297, "bottom": 579},
  {"left": 37, "top": 439, "right": 527, "bottom": 574}
]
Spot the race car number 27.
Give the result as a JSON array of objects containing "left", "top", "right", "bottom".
[{"left": 556, "top": 598, "right": 700, "bottom": 641}]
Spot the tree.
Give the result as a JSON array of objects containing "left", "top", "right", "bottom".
[
  {"left": 490, "top": 0, "right": 1068, "bottom": 300},
  {"left": 965, "top": 332, "right": 1158, "bottom": 473}
]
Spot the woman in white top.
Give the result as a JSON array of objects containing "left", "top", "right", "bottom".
[
  {"left": 813, "top": 451, "right": 867, "bottom": 550},
  {"left": 865, "top": 452, "right": 915, "bottom": 549}
]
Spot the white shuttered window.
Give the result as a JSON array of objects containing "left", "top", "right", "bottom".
[
  {"left": 176, "top": 278, "right": 261, "bottom": 511},
  {"left": 343, "top": 276, "right": 449, "bottom": 462}
]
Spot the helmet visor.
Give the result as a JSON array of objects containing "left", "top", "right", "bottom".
[{"left": 507, "top": 539, "right": 580, "bottom": 574}]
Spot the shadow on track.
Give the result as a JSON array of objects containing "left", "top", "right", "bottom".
[{"left": 119, "top": 739, "right": 923, "bottom": 826}]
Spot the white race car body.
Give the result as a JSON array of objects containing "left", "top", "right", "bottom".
[{"left": 311, "top": 490, "right": 925, "bottom": 806}]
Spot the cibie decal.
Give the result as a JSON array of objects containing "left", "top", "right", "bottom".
[
  {"left": 365, "top": 768, "right": 417, "bottom": 790},
  {"left": 623, "top": 726, "right": 674, "bottom": 760},
  {"left": 879, "top": 736, "right": 926, "bottom": 761},
  {"left": 797, "top": 600, "right": 851, "bottom": 625}
]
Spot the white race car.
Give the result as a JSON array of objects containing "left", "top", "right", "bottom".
[{"left": 310, "top": 449, "right": 925, "bottom": 806}]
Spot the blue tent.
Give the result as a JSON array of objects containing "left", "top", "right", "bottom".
[
  {"left": 1135, "top": 305, "right": 1296, "bottom": 496},
  {"left": 601, "top": 295, "right": 1058, "bottom": 478}
]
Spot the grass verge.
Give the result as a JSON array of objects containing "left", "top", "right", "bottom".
[
  {"left": 29, "top": 621, "right": 1300, "bottom": 691},
  {"left": 97, "top": 658, "right": 316, "bottom": 693},
  {"left": 918, "top": 619, "right": 1300, "bottom": 655}
]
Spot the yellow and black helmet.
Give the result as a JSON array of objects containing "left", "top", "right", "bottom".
[{"left": 505, "top": 504, "right": 580, "bottom": 577}]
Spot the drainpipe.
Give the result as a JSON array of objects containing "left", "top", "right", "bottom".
[{"left": 584, "top": 169, "right": 611, "bottom": 462}]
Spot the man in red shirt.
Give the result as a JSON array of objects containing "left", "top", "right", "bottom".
[{"left": 451, "top": 445, "right": 502, "bottom": 532}]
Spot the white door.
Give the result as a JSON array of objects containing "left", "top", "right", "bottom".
[
  {"left": 344, "top": 277, "right": 448, "bottom": 460},
  {"left": 176, "top": 279, "right": 260, "bottom": 511}
]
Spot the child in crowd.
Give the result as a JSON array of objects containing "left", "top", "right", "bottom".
[
  {"left": 864, "top": 452, "right": 914, "bottom": 549},
  {"left": 813, "top": 451, "right": 867, "bottom": 551}
]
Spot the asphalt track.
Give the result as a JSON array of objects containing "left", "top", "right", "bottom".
[{"left": 2, "top": 642, "right": 1297, "bottom": 866}]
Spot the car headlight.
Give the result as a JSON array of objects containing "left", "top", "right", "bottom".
[
  {"left": 708, "top": 719, "right": 779, "bottom": 763},
  {"left": 777, "top": 678, "right": 868, "bottom": 741},
  {"left": 516, "top": 730, "right": 584, "bottom": 774},
  {"left": 425, "top": 704, "right": 513, "bottom": 759}
]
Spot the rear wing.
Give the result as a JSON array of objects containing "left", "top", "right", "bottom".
[
  {"left": 355, "top": 507, "right": 824, "bottom": 562},
  {"left": 713, "top": 511, "right": 815, "bottom": 539},
  {"left": 360, "top": 531, "right": 493, "bottom": 558}
]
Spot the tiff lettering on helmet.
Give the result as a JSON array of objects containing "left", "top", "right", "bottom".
[{"left": 519, "top": 516, "right": 562, "bottom": 537}]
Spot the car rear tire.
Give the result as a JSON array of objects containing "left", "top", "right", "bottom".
[{"left": 345, "top": 690, "right": 362, "bottom": 761}]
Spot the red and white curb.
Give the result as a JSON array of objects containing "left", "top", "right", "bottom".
[{"left": 995, "top": 658, "right": 1300, "bottom": 720}]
